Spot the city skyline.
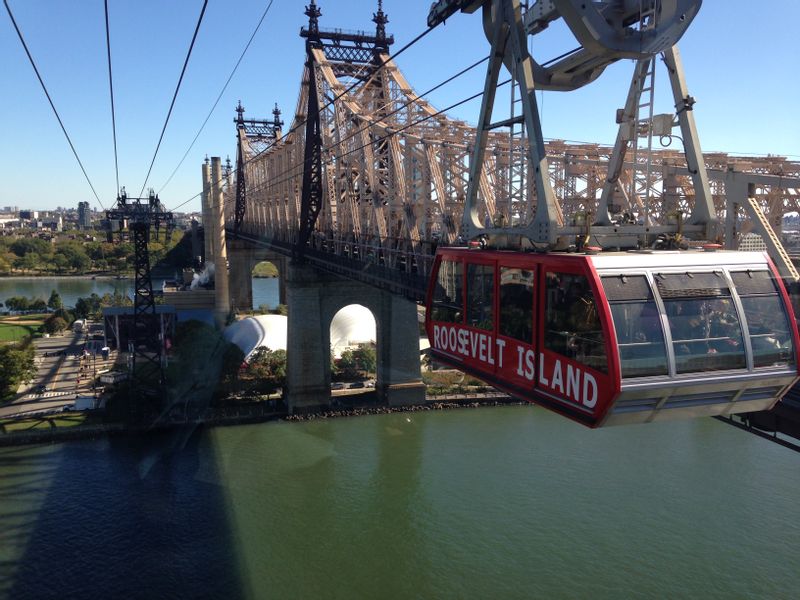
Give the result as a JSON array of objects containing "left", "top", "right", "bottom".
[{"left": 2, "top": 0, "right": 798, "bottom": 213}]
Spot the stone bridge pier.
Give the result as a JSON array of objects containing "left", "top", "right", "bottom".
[
  {"left": 226, "top": 238, "right": 288, "bottom": 312},
  {"left": 286, "top": 263, "right": 425, "bottom": 412}
]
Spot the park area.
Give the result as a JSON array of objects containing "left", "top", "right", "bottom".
[{"left": 0, "top": 314, "right": 47, "bottom": 343}]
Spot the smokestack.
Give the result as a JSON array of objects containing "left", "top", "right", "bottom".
[
  {"left": 201, "top": 158, "right": 213, "bottom": 265},
  {"left": 211, "top": 157, "right": 230, "bottom": 329}
]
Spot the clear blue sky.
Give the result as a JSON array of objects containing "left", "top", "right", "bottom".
[{"left": 2, "top": 0, "right": 798, "bottom": 214}]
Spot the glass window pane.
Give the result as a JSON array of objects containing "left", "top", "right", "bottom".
[
  {"left": 609, "top": 301, "right": 668, "bottom": 378},
  {"left": 431, "top": 260, "right": 463, "bottom": 323},
  {"left": 656, "top": 271, "right": 729, "bottom": 299},
  {"left": 467, "top": 264, "right": 494, "bottom": 331},
  {"left": 545, "top": 272, "right": 607, "bottom": 373},
  {"left": 731, "top": 270, "right": 780, "bottom": 296},
  {"left": 664, "top": 297, "right": 746, "bottom": 373},
  {"left": 499, "top": 267, "right": 533, "bottom": 343},
  {"left": 740, "top": 296, "right": 794, "bottom": 367}
]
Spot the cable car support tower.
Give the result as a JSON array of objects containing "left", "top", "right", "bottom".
[
  {"left": 428, "top": 0, "right": 722, "bottom": 252},
  {"left": 106, "top": 189, "right": 175, "bottom": 387}
]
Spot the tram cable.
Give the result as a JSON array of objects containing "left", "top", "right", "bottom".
[
  {"left": 104, "top": 0, "right": 120, "bottom": 197},
  {"left": 4, "top": 0, "right": 105, "bottom": 209},
  {"left": 157, "top": 0, "right": 276, "bottom": 195},
  {"left": 138, "top": 0, "right": 208, "bottom": 199}
]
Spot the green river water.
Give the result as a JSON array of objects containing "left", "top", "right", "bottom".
[{"left": 0, "top": 406, "right": 798, "bottom": 599}]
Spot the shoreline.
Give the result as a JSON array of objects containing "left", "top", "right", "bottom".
[
  {"left": 0, "top": 274, "right": 127, "bottom": 280},
  {"left": 0, "top": 393, "right": 524, "bottom": 447}
]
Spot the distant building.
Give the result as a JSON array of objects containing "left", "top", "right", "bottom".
[
  {"left": 19, "top": 210, "right": 38, "bottom": 220},
  {"left": 78, "top": 201, "right": 91, "bottom": 229}
]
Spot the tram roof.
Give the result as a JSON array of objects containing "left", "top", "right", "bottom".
[{"left": 440, "top": 247, "right": 772, "bottom": 270}]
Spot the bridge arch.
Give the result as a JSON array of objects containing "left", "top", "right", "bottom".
[
  {"left": 226, "top": 238, "right": 287, "bottom": 313},
  {"left": 285, "top": 263, "right": 424, "bottom": 412}
]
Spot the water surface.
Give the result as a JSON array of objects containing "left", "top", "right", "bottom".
[{"left": 1, "top": 407, "right": 797, "bottom": 599}]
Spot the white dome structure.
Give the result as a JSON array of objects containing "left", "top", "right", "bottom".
[
  {"left": 223, "top": 306, "right": 377, "bottom": 362},
  {"left": 223, "top": 315, "right": 288, "bottom": 361},
  {"left": 330, "top": 304, "right": 376, "bottom": 358}
]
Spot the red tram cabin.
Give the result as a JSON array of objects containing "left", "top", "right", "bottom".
[{"left": 424, "top": 248, "right": 800, "bottom": 427}]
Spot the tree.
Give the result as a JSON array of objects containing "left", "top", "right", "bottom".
[
  {"left": 52, "top": 253, "right": 70, "bottom": 273},
  {"left": 47, "top": 290, "right": 63, "bottom": 311},
  {"left": 353, "top": 345, "right": 377, "bottom": 375},
  {"left": 5, "top": 296, "right": 30, "bottom": 312},
  {"left": 74, "top": 294, "right": 102, "bottom": 319},
  {"left": 10, "top": 237, "right": 51, "bottom": 257},
  {"left": 0, "top": 343, "right": 36, "bottom": 401},
  {"left": 43, "top": 315, "right": 67, "bottom": 334},
  {"left": 246, "top": 347, "right": 287, "bottom": 392},
  {"left": 0, "top": 255, "right": 10, "bottom": 275},
  {"left": 337, "top": 344, "right": 377, "bottom": 379},
  {"left": 29, "top": 299, "right": 47, "bottom": 312}
]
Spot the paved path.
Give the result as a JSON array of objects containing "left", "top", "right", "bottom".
[{"left": 1, "top": 325, "right": 118, "bottom": 419}]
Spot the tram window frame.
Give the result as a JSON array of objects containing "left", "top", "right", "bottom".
[
  {"left": 466, "top": 262, "right": 495, "bottom": 332},
  {"left": 431, "top": 259, "right": 464, "bottom": 323},
  {"left": 731, "top": 270, "right": 795, "bottom": 368},
  {"left": 657, "top": 271, "right": 746, "bottom": 374},
  {"left": 601, "top": 275, "right": 668, "bottom": 378},
  {"left": 543, "top": 270, "right": 607, "bottom": 373},
  {"left": 499, "top": 265, "right": 534, "bottom": 344}
]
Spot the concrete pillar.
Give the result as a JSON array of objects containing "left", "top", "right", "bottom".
[
  {"left": 201, "top": 160, "right": 213, "bottom": 265},
  {"left": 277, "top": 256, "right": 287, "bottom": 306},
  {"left": 284, "top": 263, "right": 425, "bottom": 413},
  {"left": 228, "top": 250, "right": 253, "bottom": 312},
  {"left": 375, "top": 291, "right": 426, "bottom": 406},
  {"left": 211, "top": 157, "right": 230, "bottom": 329},
  {"left": 285, "top": 264, "right": 331, "bottom": 411}
]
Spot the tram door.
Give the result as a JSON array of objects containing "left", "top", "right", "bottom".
[
  {"left": 464, "top": 257, "right": 497, "bottom": 379},
  {"left": 496, "top": 262, "right": 537, "bottom": 390},
  {"left": 539, "top": 264, "right": 615, "bottom": 416}
]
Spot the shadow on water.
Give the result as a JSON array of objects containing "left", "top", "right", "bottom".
[{"left": 1, "top": 427, "right": 246, "bottom": 600}]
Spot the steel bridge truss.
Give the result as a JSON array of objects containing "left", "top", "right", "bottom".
[{"left": 225, "top": 0, "right": 800, "bottom": 290}]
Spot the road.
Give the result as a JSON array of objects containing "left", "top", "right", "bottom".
[{"left": 0, "top": 325, "right": 117, "bottom": 419}]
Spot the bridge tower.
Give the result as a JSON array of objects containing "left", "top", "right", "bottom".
[{"left": 283, "top": 1, "right": 424, "bottom": 411}]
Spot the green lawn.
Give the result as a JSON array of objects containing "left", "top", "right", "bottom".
[
  {"left": 0, "top": 412, "right": 87, "bottom": 434},
  {"left": 0, "top": 322, "right": 39, "bottom": 342}
]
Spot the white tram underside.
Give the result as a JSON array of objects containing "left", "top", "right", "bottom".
[{"left": 594, "top": 251, "right": 798, "bottom": 426}]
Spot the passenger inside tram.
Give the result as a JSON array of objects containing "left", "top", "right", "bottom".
[{"left": 545, "top": 272, "right": 606, "bottom": 372}]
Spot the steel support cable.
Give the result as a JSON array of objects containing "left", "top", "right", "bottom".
[
  {"left": 167, "top": 62, "right": 497, "bottom": 214},
  {"left": 232, "top": 23, "right": 439, "bottom": 174},
  {"left": 138, "top": 0, "right": 208, "bottom": 198},
  {"left": 104, "top": 0, "right": 120, "bottom": 197},
  {"left": 234, "top": 54, "right": 493, "bottom": 206},
  {"left": 4, "top": 0, "right": 105, "bottom": 209},
  {"left": 332, "top": 54, "right": 489, "bottom": 154},
  {"left": 157, "top": 0, "right": 276, "bottom": 195},
  {"left": 165, "top": 31, "right": 456, "bottom": 214},
  {"left": 199, "top": 78, "right": 513, "bottom": 213}
]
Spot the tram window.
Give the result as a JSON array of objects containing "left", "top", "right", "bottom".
[
  {"left": 431, "top": 259, "right": 463, "bottom": 323},
  {"left": 731, "top": 271, "right": 794, "bottom": 368},
  {"left": 545, "top": 272, "right": 606, "bottom": 373},
  {"left": 499, "top": 267, "right": 533, "bottom": 344},
  {"left": 659, "top": 271, "right": 746, "bottom": 373},
  {"left": 601, "top": 275, "right": 667, "bottom": 377},
  {"left": 467, "top": 264, "right": 494, "bottom": 331}
]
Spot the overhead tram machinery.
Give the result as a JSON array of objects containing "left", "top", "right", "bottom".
[{"left": 423, "top": 0, "right": 800, "bottom": 426}]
